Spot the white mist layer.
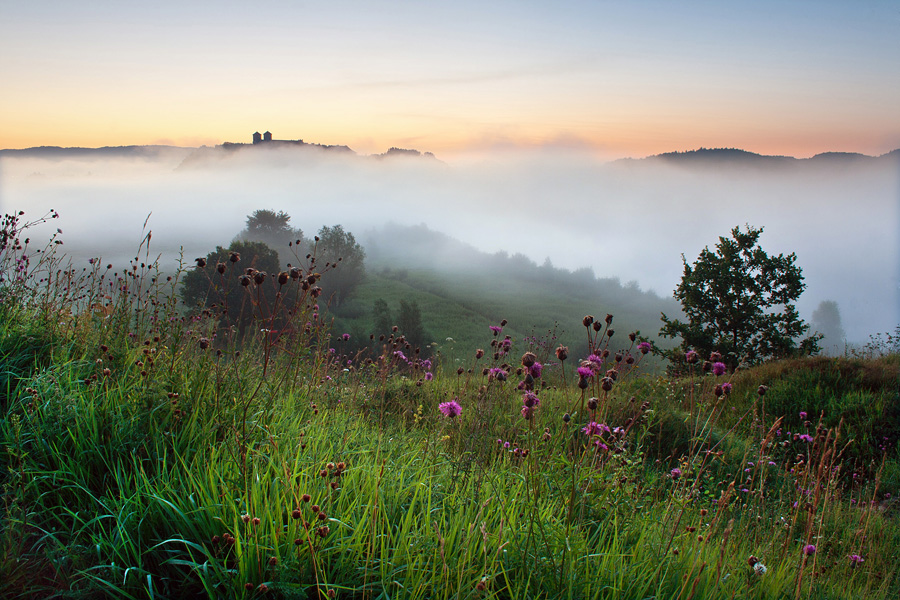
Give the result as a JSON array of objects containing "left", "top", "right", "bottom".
[{"left": 1, "top": 146, "right": 897, "bottom": 343}]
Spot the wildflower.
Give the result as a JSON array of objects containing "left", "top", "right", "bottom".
[
  {"left": 555, "top": 345, "right": 568, "bottom": 361},
  {"left": 586, "top": 354, "right": 604, "bottom": 371},
  {"left": 424, "top": 372, "right": 434, "bottom": 381},
  {"left": 685, "top": 350, "right": 699, "bottom": 364},
  {"left": 520, "top": 405, "right": 535, "bottom": 420},
  {"left": 799, "top": 411, "right": 808, "bottom": 420},
  {"left": 522, "top": 391, "right": 540, "bottom": 408},
  {"left": 721, "top": 382, "right": 732, "bottom": 395},
  {"left": 489, "top": 325, "right": 502, "bottom": 335},
  {"left": 798, "top": 434, "right": 814, "bottom": 443},
  {"left": 638, "top": 341, "right": 652, "bottom": 354},
  {"left": 439, "top": 400, "right": 462, "bottom": 418},
  {"left": 576, "top": 365, "right": 593, "bottom": 379},
  {"left": 341, "top": 333, "right": 350, "bottom": 341},
  {"left": 527, "top": 362, "right": 543, "bottom": 378},
  {"left": 521, "top": 352, "right": 537, "bottom": 367},
  {"left": 803, "top": 544, "right": 816, "bottom": 556},
  {"left": 712, "top": 362, "right": 727, "bottom": 376},
  {"left": 849, "top": 554, "right": 864, "bottom": 566},
  {"left": 753, "top": 562, "right": 768, "bottom": 576},
  {"left": 582, "top": 421, "right": 609, "bottom": 436},
  {"left": 488, "top": 367, "right": 507, "bottom": 381},
  {"left": 670, "top": 468, "right": 682, "bottom": 480}
]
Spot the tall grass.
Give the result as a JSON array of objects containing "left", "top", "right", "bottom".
[{"left": 1, "top": 212, "right": 897, "bottom": 599}]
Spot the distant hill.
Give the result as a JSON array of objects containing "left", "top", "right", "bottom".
[
  {"left": 615, "top": 147, "right": 900, "bottom": 171},
  {"left": 0, "top": 145, "right": 192, "bottom": 160},
  {"left": 331, "top": 222, "right": 680, "bottom": 366}
]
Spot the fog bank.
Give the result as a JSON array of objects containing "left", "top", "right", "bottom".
[{"left": 1, "top": 145, "right": 897, "bottom": 343}]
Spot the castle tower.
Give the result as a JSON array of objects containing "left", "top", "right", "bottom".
[
  {"left": 263, "top": 131, "right": 272, "bottom": 142},
  {"left": 252, "top": 131, "right": 262, "bottom": 144}
]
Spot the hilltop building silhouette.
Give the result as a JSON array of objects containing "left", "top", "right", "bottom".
[{"left": 251, "top": 130, "right": 299, "bottom": 145}]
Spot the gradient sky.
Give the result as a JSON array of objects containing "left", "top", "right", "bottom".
[{"left": 2, "top": 0, "right": 899, "bottom": 157}]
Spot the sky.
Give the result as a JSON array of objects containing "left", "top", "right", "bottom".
[{"left": 2, "top": 0, "right": 899, "bottom": 158}]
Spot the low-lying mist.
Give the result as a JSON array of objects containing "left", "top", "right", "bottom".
[{"left": 1, "top": 144, "right": 897, "bottom": 344}]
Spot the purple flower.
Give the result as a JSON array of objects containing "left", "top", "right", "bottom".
[
  {"left": 712, "top": 362, "right": 726, "bottom": 376},
  {"left": 582, "top": 421, "right": 609, "bottom": 437},
  {"left": 670, "top": 468, "right": 682, "bottom": 480},
  {"left": 685, "top": 350, "right": 699, "bottom": 364},
  {"left": 849, "top": 554, "right": 864, "bottom": 565},
  {"left": 799, "top": 434, "right": 814, "bottom": 443},
  {"left": 638, "top": 342, "right": 652, "bottom": 355},
  {"left": 521, "top": 405, "right": 535, "bottom": 420},
  {"left": 421, "top": 359, "right": 433, "bottom": 371},
  {"left": 439, "top": 400, "right": 462, "bottom": 418},
  {"left": 424, "top": 372, "right": 434, "bottom": 381},
  {"left": 799, "top": 411, "right": 808, "bottom": 420},
  {"left": 341, "top": 333, "right": 350, "bottom": 341},
  {"left": 522, "top": 391, "right": 541, "bottom": 408},
  {"left": 527, "top": 362, "right": 543, "bottom": 378},
  {"left": 577, "top": 365, "right": 594, "bottom": 379},
  {"left": 489, "top": 325, "right": 502, "bottom": 335},
  {"left": 488, "top": 367, "right": 507, "bottom": 381},
  {"left": 803, "top": 544, "right": 816, "bottom": 556},
  {"left": 586, "top": 354, "right": 603, "bottom": 371},
  {"left": 721, "top": 382, "right": 733, "bottom": 395}
]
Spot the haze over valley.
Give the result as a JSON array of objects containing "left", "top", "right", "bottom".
[{"left": 1, "top": 139, "right": 896, "bottom": 346}]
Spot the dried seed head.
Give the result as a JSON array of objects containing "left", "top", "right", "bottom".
[
  {"left": 239, "top": 275, "right": 250, "bottom": 287},
  {"left": 253, "top": 271, "right": 266, "bottom": 285},
  {"left": 475, "top": 349, "right": 484, "bottom": 359},
  {"left": 605, "top": 314, "right": 613, "bottom": 325},
  {"left": 587, "top": 397, "right": 598, "bottom": 411},
  {"left": 601, "top": 377, "right": 614, "bottom": 392},
  {"left": 521, "top": 352, "right": 537, "bottom": 368},
  {"left": 229, "top": 252, "right": 240, "bottom": 263},
  {"left": 278, "top": 271, "right": 289, "bottom": 285},
  {"left": 555, "top": 345, "right": 568, "bottom": 361},
  {"left": 195, "top": 257, "right": 207, "bottom": 267},
  {"left": 583, "top": 315, "right": 594, "bottom": 327}
]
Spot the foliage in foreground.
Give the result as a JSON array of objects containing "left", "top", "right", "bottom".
[{"left": 1, "top": 214, "right": 898, "bottom": 600}]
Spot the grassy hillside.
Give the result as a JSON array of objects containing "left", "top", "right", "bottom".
[{"left": 2, "top": 215, "right": 898, "bottom": 599}]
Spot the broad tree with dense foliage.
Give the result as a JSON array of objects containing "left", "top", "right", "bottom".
[{"left": 660, "top": 225, "right": 819, "bottom": 370}]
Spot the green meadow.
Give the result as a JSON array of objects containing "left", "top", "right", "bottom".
[{"left": 1, "top": 213, "right": 897, "bottom": 599}]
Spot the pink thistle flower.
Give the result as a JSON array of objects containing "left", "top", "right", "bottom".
[
  {"left": 439, "top": 400, "right": 462, "bottom": 418},
  {"left": 712, "top": 362, "right": 726, "bottom": 376}
]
